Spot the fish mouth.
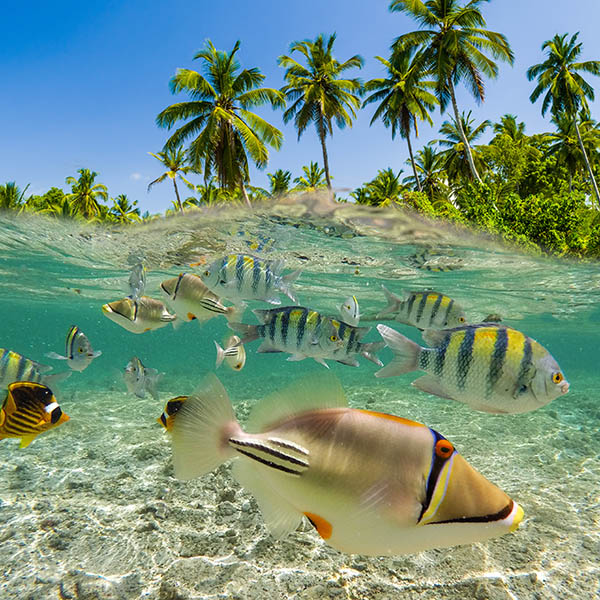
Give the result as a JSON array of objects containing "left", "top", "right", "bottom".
[
  {"left": 428, "top": 499, "right": 521, "bottom": 528},
  {"left": 101, "top": 304, "right": 112, "bottom": 314},
  {"left": 560, "top": 381, "right": 570, "bottom": 395}
]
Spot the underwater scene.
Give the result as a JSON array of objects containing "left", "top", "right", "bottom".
[{"left": 1, "top": 197, "right": 599, "bottom": 600}]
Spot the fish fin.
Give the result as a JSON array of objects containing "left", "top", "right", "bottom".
[
  {"left": 145, "top": 370, "right": 163, "bottom": 401},
  {"left": 360, "top": 341, "right": 386, "bottom": 366},
  {"left": 19, "top": 435, "right": 37, "bottom": 448},
  {"left": 375, "top": 325, "right": 421, "bottom": 378},
  {"left": 376, "top": 285, "right": 402, "bottom": 318},
  {"left": 171, "top": 373, "right": 239, "bottom": 480},
  {"left": 43, "top": 371, "right": 72, "bottom": 387},
  {"left": 227, "top": 322, "right": 260, "bottom": 344},
  {"left": 352, "top": 325, "right": 371, "bottom": 340},
  {"left": 336, "top": 357, "right": 360, "bottom": 367},
  {"left": 172, "top": 317, "right": 183, "bottom": 330},
  {"left": 214, "top": 341, "right": 225, "bottom": 368},
  {"left": 257, "top": 342, "right": 282, "bottom": 354},
  {"left": 251, "top": 309, "right": 271, "bottom": 324},
  {"left": 265, "top": 296, "right": 282, "bottom": 305},
  {"left": 280, "top": 269, "right": 301, "bottom": 303},
  {"left": 269, "top": 258, "right": 286, "bottom": 275},
  {"left": 421, "top": 329, "right": 447, "bottom": 347},
  {"left": 45, "top": 352, "right": 67, "bottom": 361},
  {"left": 313, "top": 357, "right": 330, "bottom": 368},
  {"left": 246, "top": 372, "right": 347, "bottom": 433},
  {"left": 286, "top": 353, "right": 307, "bottom": 361},
  {"left": 412, "top": 375, "right": 454, "bottom": 400},
  {"left": 231, "top": 460, "right": 302, "bottom": 539},
  {"left": 224, "top": 302, "right": 247, "bottom": 323}
]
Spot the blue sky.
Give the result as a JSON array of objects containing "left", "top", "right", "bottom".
[{"left": 2, "top": 0, "right": 600, "bottom": 213}]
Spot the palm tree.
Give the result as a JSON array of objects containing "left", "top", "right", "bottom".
[
  {"left": 293, "top": 162, "right": 328, "bottom": 191},
  {"left": 365, "top": 168, "right": 405, "bottom": 206},
  {"left": 157, "top": 40, "right": 285, "bottom": 208},
  {"left": 527, "top": 32, "right": 600, "bottom": 207},
  {"left": 493, "top": 114, "right": 526, "bottom": 142},
  {"left": 267, "top": 169, "right": 292, "bottom": 196},
  {"left": 404, "top": 144, "right": 448, "bottom": 202},
  {"left": 39, "top": 195, "right": 82, "bottom": 219},
  {"left": 148, "top": 147, "right": 194, "bottom": 213},
  {"left": 390, "top": 0, "right": 514, "bottom": 183},
  {"left": 435, "top": 111, "right": 490, "bottom": 182},
  {"left": 65, "top": 169, "right": 108, "bottom": 219},
  {"left": 363, "top": 47, "right": 438, "bottom": 192},
  {"left": 278, "top": 34, "right": 363, "bottom": 192},
  {"left": 0, "top": 182, "right": 30, "bottom": 210},
  {"left": 110, "top": 194, "right": 141, "bottom": 224}
]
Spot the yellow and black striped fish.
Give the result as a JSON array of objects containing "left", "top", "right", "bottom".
[
  {"left": 376, "top": 286, "right": 467, "bottom": 330},
  {"left": 0, "top": 382, "right": 70, "bottom": 448},
  {"left": 376, "top": 323, "right": 569, "bottom": 414},
  {"left": 0, "top": 348, "right": 69, "bottom": 390},
  {"left": 157, "top": 396, "right": 188, "bottom": 432}
]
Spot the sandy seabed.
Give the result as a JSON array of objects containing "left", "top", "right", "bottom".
[{"left": 1, "top": 377, "right": 599, "bottom": 600}]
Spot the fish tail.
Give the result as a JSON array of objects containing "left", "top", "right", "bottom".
[
  {"left": 280, "top": 269, "right": 301, "bottom": 303},
  {"left": 375, "top": 325, "right": 421, "bottom": 378},
  {"left": 171, "top": 373, "right": 242, "bottom": 480},
  {"left": 377, "top": 285, "right": 402, "bottom": 318},
  {"left": 228, "top": 322, "right": 260, "bottom": 344},
  {"left": 147, "top": 372, "right": 163, "bottom": 401},
  {"left": 43, "top": 371, "right": 72, "bottom": 387},
  {"left": 360, "top": 341, "right": 386, "bottom": 366}
]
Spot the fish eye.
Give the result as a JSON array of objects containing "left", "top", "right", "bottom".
[
  {"left": 552, "top": 372, "right": 564, "bottom": 384},
  {"left": 78, "top": 347, "right": 84, "bottom": 353},
  {"left": 330, "top": 335, "right": 338, "bottom": 342},
  {"left": 204, "top": 270, "right": 210, "bottom": 277},
  {"left": 458, "top": 316, "right": 466, "bottom": 323},
  {"left": 435, "top": 439, "right": 454, "bottom": 458}
]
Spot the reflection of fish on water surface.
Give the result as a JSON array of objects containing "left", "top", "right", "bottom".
[
  {"left": 171, "top": 373, "right": 523, "bottom": 556},
  {"left": 408, "top": 247, "right": 464, "bottom": 272}
]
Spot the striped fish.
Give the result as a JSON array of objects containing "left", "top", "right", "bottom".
[
  {"left": 0, "top": 382, "right": 70, "bottom": 448},
  {"left": 228, "top": 306, "right": 344, "bottom": 368},
  {"left": 170, "top": 373, "right": 523, "bottom": 556},
  {"left": 157, "top": 396, "right": 188, "bottom": 432},
  {"left": 376, "top": 286, "right": 467, "bottom": 330},
  {"left": 376, "top": 323, "right": 570, "bottom": 414},
  {"left": 46, "top": 326, "right": 102, "bottom": 372},
  {"left": 199, "top": 254, "right": 301, "bottom": 305},
  {"left": 102, "top": 296, "right": 177, "bottom": 334},
  {"left": 0, "top": 348, "right": 69, "bottom": 391},
  {"left": 215, "top": 335, "right": 247, "bottom": 371},
  {"left": 328, "top": 319, "right": 384, "bottom": 367}
]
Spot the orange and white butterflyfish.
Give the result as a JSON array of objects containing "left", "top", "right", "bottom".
[
  {"left": 157, "top": 396, "right": 188, "bottom": 432},
  {"left": 0, "top": 382, "right": 70, "bottom": 448},
  {"left": 101, "top": 296, "right": 177, "bottom": 334},
  {"left": 171, "top": 373, "right": 524, "bottom": 556},
  {"left": 160, "top": 273, "right": 241, "bottom": 325}
]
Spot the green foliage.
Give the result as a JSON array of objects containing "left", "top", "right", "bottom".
[{"left": 293, "top": 162, "right": 328, "bottom": 191}]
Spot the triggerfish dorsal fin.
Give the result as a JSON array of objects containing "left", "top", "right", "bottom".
[{"left": 246, "top": 372, "right": 347, "bottom": 434}]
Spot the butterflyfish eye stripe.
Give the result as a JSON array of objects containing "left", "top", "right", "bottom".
[
  {"left": 487, "top": 328, "right": 508, "bottom": 397},
  {"left": 457, "top": 327, "right": 475, "bottom": 390},
  {"left": 434, "top": 334, "right": 451, "bottom": 376},
  {"left": 416, "top": 293, "right": 429, "bottom": 323},
  {"left": 443, "top": 299, "right": 455, "bottom": 326},
  {"left": 429, "top": 294, "right": 443, "bottom": 325},
  {"left": 296, "top": 309, "right": 308, "bottom": 348},
  {"left": 50, "top": 407, "right": 63, "bottom": 424}
]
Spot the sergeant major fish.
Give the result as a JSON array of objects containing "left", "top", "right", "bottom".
[
  {"left": 46, "top": 326, "right": 102, "bottom": 371},
  {"left": 102, "top": 297, "right": 177, "bottom": 334},
  {"left": 328, "top": 319, "right": 384, "bottom": 367},
  {"left": 0, "top": 382, "right": 69, "bottom": 448},
  {"left": 0, "top": 348, "right": 70, "bottom": 391},
  {"left": 377, "top": 286, "right": 467, "bottom": 330},
  {"left": 158, "top": 396, "right": 188, "bottom": 432},
  {"left": 228, "top": 306, "right": 344, "bottom": 368},
  {"left": 171, "top": 373, "right": 524, "bottom": 556},
  {"left": 200, "top": 254, "right": 301, "bottom": 305},
  {"left": 123, "top": 357, "right": 162, "bottom": 401},
  {"left": 376, "top": 323, "right": 569, "bottom": 414},
  {"left": 160, "top": 273, "right": 241, "bottom": 324}
]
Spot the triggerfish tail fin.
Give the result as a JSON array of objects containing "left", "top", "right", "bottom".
[
  {"left": 375, "top": 325, "right": 421, "bottom": 378},
  {"left": 360, "top": 341, "right": 386, "bottom": 366},
  {"left": 171, "top": 373, "right": 242, "bottom": 480},
  {"left": 228, "top": 322, "right": 260, "bottom": 345},
  {"left": 377, "top": 285, "right": 402, "bottom": 318},
  {"left": 280, "top": 269, "right": 301, "bottom": 303}
]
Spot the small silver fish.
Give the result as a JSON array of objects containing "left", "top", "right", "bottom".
[
  {"left": 338, "top": 296, "right": 360, "bottom": 326},
  {"left": 46, "top": 326, "right": 102, "bottom": 372},
  {"left": 123, "top": 357, "right": 162, "bottom": 401},
  {"left": 214, "top": 335, "right": 246, "bottom": 371},
  {"left": 128, "top": 262, "right": 146, "bottom": 301},
  {"left": 102, "top": 297, "right": 177, "bottom": 334}
]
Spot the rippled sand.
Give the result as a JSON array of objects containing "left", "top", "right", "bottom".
[{"left": 1, "top": 373, "right": 598, "bottom": 600}]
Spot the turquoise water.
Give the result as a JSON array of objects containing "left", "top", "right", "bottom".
[{"left": 0, "top": 198, "right": 599, "bottom": 599}]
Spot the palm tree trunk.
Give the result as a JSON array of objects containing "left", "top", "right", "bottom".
[
  {"left": 406, "top": 134, "right": 422, "bottom": 192},
  {"left": 448, "top": 80, "right": 482, "bottom": 184},
  {"left": 317, "top": 113, "right": 333, "bottom": 195},
  {"left": 172, "top": 179, "right": 183, "bottom": 213},
  {"left": 573, "top": 118, "right": 600, "bottom": 209},
  {"left": 240, "top": 182, "right": 252, "bottom": 209}
]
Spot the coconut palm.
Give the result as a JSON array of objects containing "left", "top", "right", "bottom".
[
  {"left": 157, "top": 40, "right": 285, "bottom": 208},
  {"left": 110, "top": 194, "right": 141, "bottom": 224},
  {"left": 39, "top": 195, "right": 82, "bottom": 219},
  {"left": 403, "top": 144, "right": 448, "bottom": 203},
  {"left": 492, "top": 114, "right": 526, "bottom": 142},
  {"left": 527, "top": 32, "right": 600, "bottom": 207},
  {"left": 0, "top": 182, "right": 30, "bottom": 210},
  {"left": 65, "top": 169, "right": 108, "bottom": 219},
  {"left": 390, "top": 0, "right": 513, "bottom": 183},
  {"left": 148, "top": 147, "right": 194, "bottom": 213},
  {"left": 435, "top": 111, "right": 490, "bottom": 182},
  {"left": 278, "top": 34, "right": 363, "bottom": 192},
  {"left": 363, "top": 47, "right": 438, "bottom": 192},
  {"left": 267, "top": 169, "right": 292, "bottom": 196},
  {"left": 293, "top": 162, "right": 328, "bottom": 191},
  {"left": 365, "top": 168, "right": 405, "bottom": 206}
]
